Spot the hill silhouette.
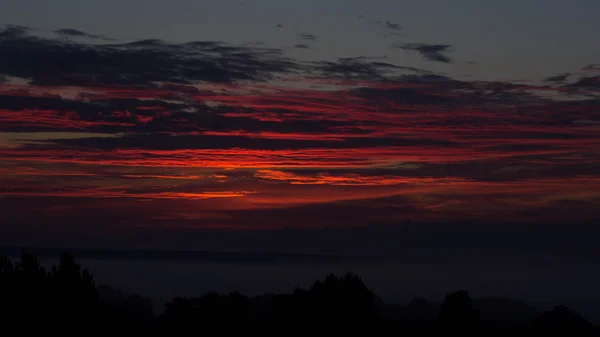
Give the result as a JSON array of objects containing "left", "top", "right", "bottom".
[{"left": 0, "top": 252, "right": 598, "bottom": 334}]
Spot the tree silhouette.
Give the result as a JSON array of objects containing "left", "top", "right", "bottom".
[
  {"left": 1, "top": 251, "right": 599, "bottom": 332},
  {"left": 438, "top": 290, "right": 480, "bottom": 334},
  {"left": 0, "top": 253, "right": 100, "bottom": 325},
  {"left": 11, "top": 253, "right": 50, "bottom": 320},
  {"left": 49, "top": 253, "right": 98, "bottom": 308},
  {"left": 407, "top": 297, "right": 437, "bottom": 320},
  {"left": 532, "top": 305, "right": 595, "bottom": 333},
  {"left": 158, "top": 291, "right": 250, "bottom": 333},
  {"left": 272, "top": 272, "right": 379, "bottom": 320}
]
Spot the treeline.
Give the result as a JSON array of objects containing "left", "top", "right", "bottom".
[{"left": 0, "top": 253, "right": 598, "bottom": 334}]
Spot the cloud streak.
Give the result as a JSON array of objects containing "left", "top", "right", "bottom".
[
  {"left": 297, "top": 32, "right": 317, "bottom": 42},
  {"left": 53, "top": 28, "right": 113, "bottom": 41},
  {"left": 396, "top": 43, "right": 454, "bottom": 63},
  {"left": 544, "top": 73, "right": 570, "bottom": 83},
  {"left": 582, "top": 64, "right": 600, "bottom": 72},
  {"left": 384, "top": 21, "right": 402, "bottom": 31}
]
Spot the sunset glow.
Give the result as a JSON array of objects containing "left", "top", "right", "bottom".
[{"left": 0, "top": 21, "right": 599, "bottom": 233}]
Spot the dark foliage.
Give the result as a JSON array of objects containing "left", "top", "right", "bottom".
[
  {"left": 0, "top": 253, "right": 151, "bottom": 331},
  {"left": 438, "top": 290, "right": 480, "bottom": 334},
  {"left": 0, "top": 252, "right": 598, "bottom": 334},
  {"left": 269, "top": 272, "right": 379, "bottom": 320}
]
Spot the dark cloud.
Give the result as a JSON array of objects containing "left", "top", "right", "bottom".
[
  {"left": 0, "top": 27, "right": 297, "bottom": 87},
  {"left": 294, "top": 44, "right": 311, "bottom": 49},
  {"left": 38, "top": 132, "right": 455, "bottom": 151},
  {"left": 582, "top": 64, "right": 600, "bottom": 72},
  {"left": 352, "top": 86, "right": 453, "bottom": 105},
  {"left": 123, "top": 38, "right": 165, "bottom": 47},
  {"left": 371, "top": 20, "right": 402, "bottom": 35},
  {"left": 393, "top": 73, "right": 456, "bottom": 83},
  {"left": 314, "top": 57, "right": 429, "bottom": 80},
  {"left": 396, "top": 43, "right": 454, "bottom": 63},
  {"left": 356, "top": 160, "right": 600, "bottom": 182},
  {"left": 315, "top": 60, "right": 386, "bottom": 80},
  {"left": 243, "top": 41, "right": 265, "bottom": 46},
  {"left": 384, "top": 21, "right": 402, "bottom": 31},
  {"left": 297, "top": 32, "right": 317, "bottom": 42},
  {"left": 0, "top": 25, "right": 30, "bottom": 39},
  {"left": 0, "top": 92, "right": 205, "bottom": 133},
  {"left": 276, "top": 23, "right": 283, "bottom": 28},
  {"left": 343, "top": 74, "right": 550, "bottom": 107},
  {"left": 337, "top": 56, "right": 383, "bottom": 62},
  {"left": 0, "top": 75, "right": 7, "bottom": 83},
  {"left": 544, "top": 73, "right": 569, "bottom": 83},
  {"left": 2, "top": 62, "right": 555, "bottom": 141},
  {"left": 381, "top": 31, "right": 403, "bottom": 38},
  {"left": 53, "top": 28, "right": 112, "bottom": 41},
  {"left": 567, "top": 76, "right": 600, "bottom": 89}
]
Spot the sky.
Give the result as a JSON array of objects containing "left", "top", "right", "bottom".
[{"left": 1, "top": 0, "right": 600, "bottom": 257}]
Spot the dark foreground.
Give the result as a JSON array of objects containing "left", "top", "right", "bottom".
[{"left": 0, "top": 252, "right": 598, "bottom": 334}]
